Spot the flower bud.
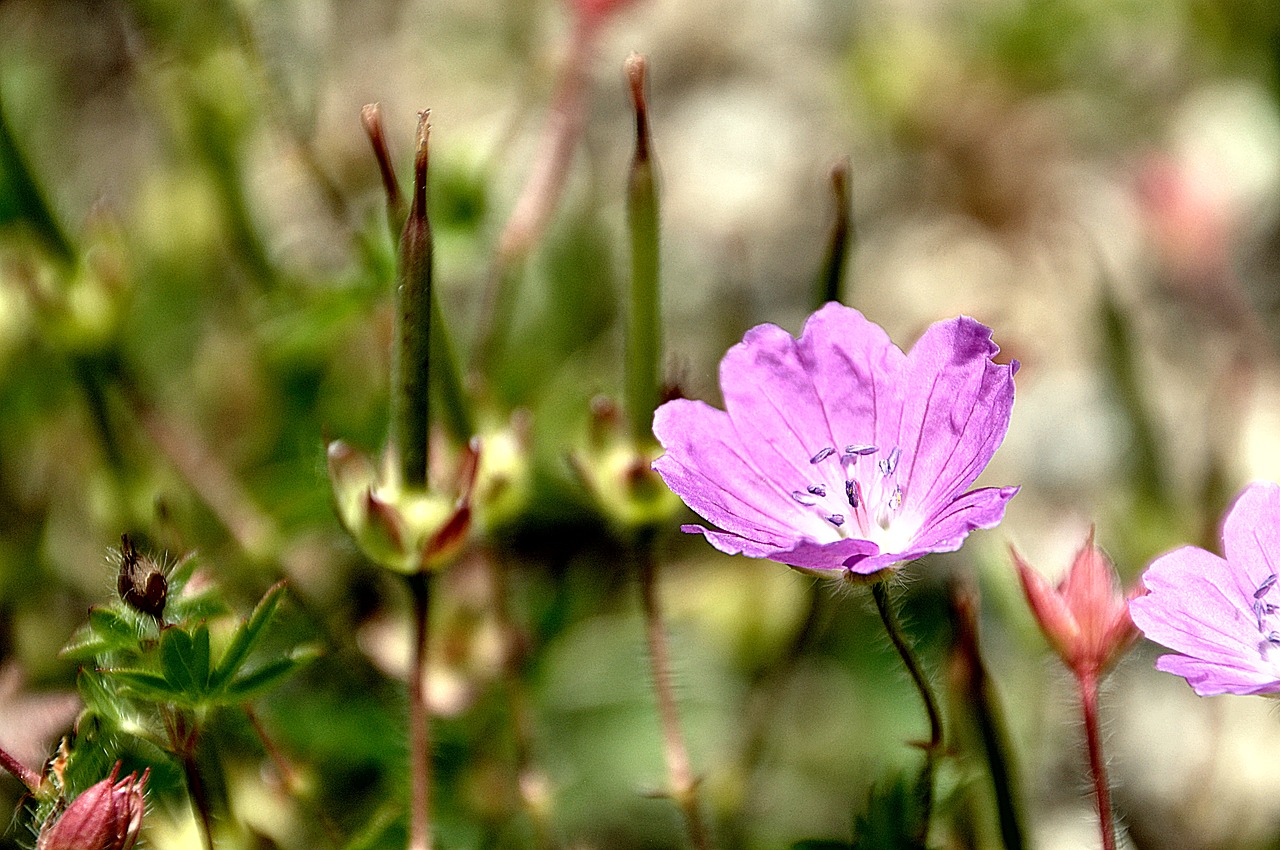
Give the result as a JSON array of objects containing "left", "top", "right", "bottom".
[
  {"left": 36, "top": 764, "right": 148, "bottom": 850},
  {"left": 1012, "top": 530, "right": 1145, "bottom": 681},
  {"left": 116, "top": 534, "right": 167, "bottom": 621}
]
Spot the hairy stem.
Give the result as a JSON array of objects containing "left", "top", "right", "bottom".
[
  {"left": 1079, "top": 673, "right": 1117, "bottom": 850},
  {"left": 407, "top": 572, "right": 435, "bottom": 850},
  {"left": 871, "top": 581, "right": 943, "bottom": 844},
  {"left": 0, "top": 744, "right": 41, "bottom": 795},
  {"left": 638, "top": 544, "right": 713, "bottom": 850}
]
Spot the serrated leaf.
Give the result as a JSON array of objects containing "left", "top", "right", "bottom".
[
  {"left": 209, "top": 581, "right": 287, "bottom": 691},
  {"left": 61, "top": 607, "right": 140, "bottom": 660},
  {"left": 221, "top": 656, "right": 300, "bottom": 703},
  {"left": 160, "top": 628, "right": 197, "bottom": 693},
  {"left": 103, "top": 669, "right": 190, "bottom": 705}
]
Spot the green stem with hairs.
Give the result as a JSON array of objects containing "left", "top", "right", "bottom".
[{"left": 871, "top": 581, "right": 944, "bottom": 845}]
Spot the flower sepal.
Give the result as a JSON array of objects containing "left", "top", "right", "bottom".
[
  {"left": 1013, "top": 530, "right": 1143, "bottom": 682},
  {"left": 571, "top": 397, "right": 682, "bottom": 534},
  {"left": 36, "top": 763, "right": 148, "bottom": 850},
  {"left": 328, "top": 437, "right": 479, "bottom": 573}
]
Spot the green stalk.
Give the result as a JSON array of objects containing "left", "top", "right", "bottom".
[
  {"left": 393, "top": 112, "right": 434, "bottom": 489},
  {"left": 0, "top": 86, "right": 75, "bottom": 263},
  {"left": 871, "top": 581, "right": 943, "bottom": 845},
  {"left": 949, "top": 581, "right": 1025, "bottom": 850},
  {"left": 814, "top": 158, "right": 852, "bottom": 308},
  {"left": 625, "top": 53, "right": 661, "bottom": 442},
  {"left": 368, "top": 107, "right": 472, "bottom": 453}
]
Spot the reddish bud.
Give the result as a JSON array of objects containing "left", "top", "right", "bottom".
[
  {"left": 1012, "top": 530, "right": 1145, "bottom": 681},
  {"left": 37, "top": 764, "right": 148, "bottom": 850}
]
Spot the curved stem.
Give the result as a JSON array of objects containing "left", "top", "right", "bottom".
[
  {"left": 407, "top": 572, "right": 435, "bottom": 850},
  {"left": 0, "top": 744, "right": 42, "bottom": 795},
  {"left": 638, "top": 544, "right": 713, "bottom": 850},
  {"left": 871, "top": 581, "right": 943, "bottom": 844},
  {"left": 1079, "top": 673, "right": 1116, "bottom": 850}
]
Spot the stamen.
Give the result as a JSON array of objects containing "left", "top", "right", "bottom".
[
  {"left": 1266, "top": 631, "right": 1280, "bottom": 646},
  {"left": 826, "top": 514, "right": 845, "bottom": 527},
  {"left": 810, "top": 447, "right": 836, "bottom": 464},
  {"left": 807, "top": 484, "right": 826, "bottom": 497},
  {"left": 878, "top": 446, "right": 901, "bottom": 477},
  {"left": 791, "top": 491, "right": 816, "bottom": 506},
  {"left": 845, "top": 479, "right": 860, "bottom": 508},
  {"left": 887, "top": 484, "right": 903, "bottom": 511},
  {"left": 844, "top": 444, "right": 877, "bottom": 456},
  {"left": 1256, "top": 574, "right": 1277, "bottom": 599}
]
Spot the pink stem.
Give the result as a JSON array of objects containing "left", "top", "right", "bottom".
[
  {"left": 0, "top": 744, "right": 41, "bottom": 795},
  {"left": 1079, "top": 673, "right": 1116, "bottom": 850}
]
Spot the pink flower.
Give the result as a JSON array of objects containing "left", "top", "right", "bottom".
[
  {"left": 1013, "top": 531, "right": 1143, "bottom": 681},
  {"left": 1130, "top": 482, "right": 1280, "bottom": 696},
  {"left": 652, "top": 303, "right": 1018, "bottom": 578},
  {"left": 37, "top": 764, "right": 148, "bottom": 850}
]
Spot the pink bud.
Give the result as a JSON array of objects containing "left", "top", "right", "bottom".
[
  {"left": 1012, "top": 530, "right": 1145, "bottom": 681},
  {"left": 37, "top": 764, "right": 148, "bottom": 850}
]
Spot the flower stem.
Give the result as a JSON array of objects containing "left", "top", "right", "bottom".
[
  {"left": 637, "top": 543, "right": 713, "bottom": 850},
  {"left": 948, "top": 580, "right": 1025, "bottom": 850},
  {"left": 1079, "top": 673, "right": 1116, "bottom": 850},
  {"left": 870, "top": 580, "right": 943, "bottom": 844},
  {"left": 181, "top": 753, "right": 217, "bottom": 850},
  {"left": 407, "top": 571, "right": 435, "bottom": 850},
  {"left": 0, "top": 744, "right": 41, "bottom": 795}
]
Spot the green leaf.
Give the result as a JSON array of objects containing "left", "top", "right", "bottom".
[
  {"left": 103, "top": 668, "right": 190, "bottom": 705},
  {"left": 160, "top": 627, "right": 201, "bottom": 695},
  {"left": 852, "top": 773, "right": 929, "bottom": 850},
  {"left": 221, "top": 652, "right": 309, "bottom": 703},
  {"left": 209, "top": 581, "right": 287, "bottom": 691},
  {"left": 61, "top": 607, "right": 140, "bottom": 660}
]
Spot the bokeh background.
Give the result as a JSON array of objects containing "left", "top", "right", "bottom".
[{"left": 3, "top": 0, "right": 1280, "bottom": 848}]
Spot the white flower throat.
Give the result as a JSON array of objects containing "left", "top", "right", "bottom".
[{"left": 792, "top": 443, "right": 917, "bottom": 554}]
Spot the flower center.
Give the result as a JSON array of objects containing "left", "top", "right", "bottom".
[{"left": 794, "top": 443, "right": 915, "bottom": 553}]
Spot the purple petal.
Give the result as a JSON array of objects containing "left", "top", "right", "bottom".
[
  {"left": 717, "top": 321, "right": 845, "bottom": 499},
  {"left": 794, "top": 303, "right": 906, "bottom": 465},
  {"left": 1154, "top": 654, "right": 1280, "bottom": 697},
  {"left": 891, "top": 318, "right": 1016, "bottom": 520},
  {"left": 684, "top": 525, "right": 879, "bottom": 574},
  {"left": 1222, "top": 481, "right": 1280, "bottom": 601},
  {"left": 1130, "top": 545, "right": 1264, "bottom": 667},
  {"left": 653, "top": 399, "right": 831, "bottom": 545},
  {"left": 903, "top": 485, "right": 1020, "bottom": 559}
]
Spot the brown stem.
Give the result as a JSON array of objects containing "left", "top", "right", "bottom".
[
  {"left": 0, "top": 743, "right": 41, "bottom": 795},
  {"left": 182, "top": 753, "right": 217, "bottom": 850},
  {"left": 637, "top": 544, "right": 713, "bottom": 850},
  {"left": 1079, "top": 673, "right": 1117, "bottom": 850},
  {"left": 407, "top": 572, "right": 434, "bottom": 850},
  {"left": 489, "top": 553, "right": 556, "bottom": 849}
]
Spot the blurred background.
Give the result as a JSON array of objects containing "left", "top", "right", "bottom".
[{"left": 3, "top": 0, "right": 1280, "bottom": 848}]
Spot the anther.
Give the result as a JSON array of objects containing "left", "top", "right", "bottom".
[
  {"left": 827, "top": 514, "right": 845, "bottom": 527},
  {"left": 845, "top": 479, "right": 860, "bottom": 508},
  {"left": 878, "top": 446, "right": 901, "bottom": 477},
  {"left": 887, "top": 484, "right": 903, "bottom": 511},
  {"left": 1256, "top": 574, "right": 1277, "bottom": 599},
  {"left": 810, "top": 447, "right": 836, "bottom": 464},
  {"left": 807, "top": 484, "right": 826, "bottom": 497},
  {"left": 791, "top": 491, "right": 817, "bottom": 506},
  {"left": 844, "top": 444, "right": 877, "bottom": 456},
  {"left": 1266, "top": 631, "right": 1280, "bottom": 645}
]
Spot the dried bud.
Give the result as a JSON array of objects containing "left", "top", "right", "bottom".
[
  {"left": 37, "top": 764, "right": 148, "bottom": 850},
  {"left": 116, "top": 535, "right": 167, "bottom": 621},
  {"left": 1013, "top": 530, "right": 1145, "bottom": 681}
]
